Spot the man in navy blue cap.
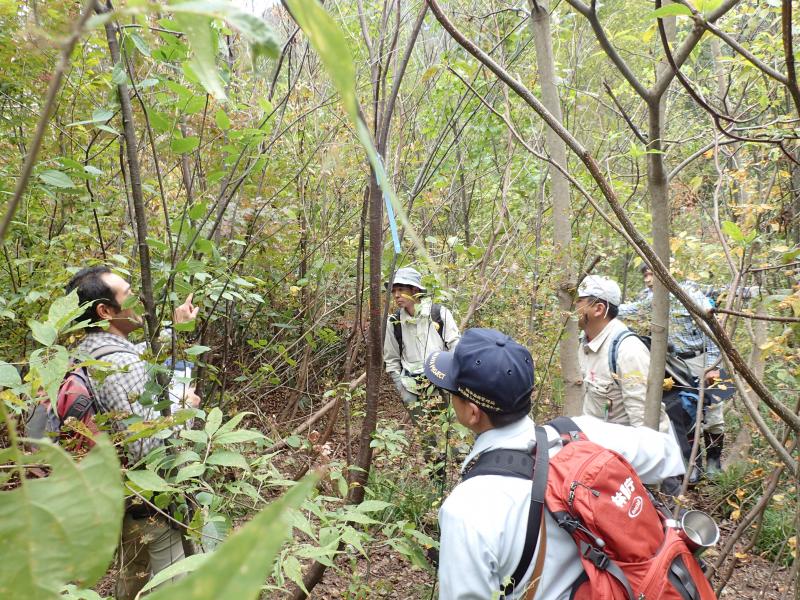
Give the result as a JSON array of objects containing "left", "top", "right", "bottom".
[{"left": 424, "top": 328, "right": 685, "bottom": 599}]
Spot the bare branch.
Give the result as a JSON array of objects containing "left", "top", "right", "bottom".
[{"left": 714, "top": 307, "right": 800, "bottom": 323}]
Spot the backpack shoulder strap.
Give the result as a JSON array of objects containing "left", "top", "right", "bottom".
[
  {"left": 390, "top": 310, "right": 403, "bottom": 358},
  {"left": 608, "top": 330, "right": 638, "bottom": 387},
  {"left": 430, "top": 303, "right": 446, "bottom": 346},
  {"left": 89, "top": 344, "right": 138, "bottom": 360},
  {"left": 546, "top": 416, "right": 584, "bottom": 441},
  {"left": 462, "top": 427, "right": 550, "bottom": 598}
]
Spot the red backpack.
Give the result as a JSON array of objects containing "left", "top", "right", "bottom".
[
  {"left": 463, "top": 417, "right": 717, "bottom": 599},
  {"left": 42, "top": 345, "right": 137, "bottom": 452}
]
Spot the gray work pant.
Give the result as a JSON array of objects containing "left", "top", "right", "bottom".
[{"left": 116, "top": 512, "right": 186, "bottom": 600}]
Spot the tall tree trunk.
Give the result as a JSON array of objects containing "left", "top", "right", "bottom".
[
  {"left": 644, "top": 13, "right": 677, "bottom": 430},
  {"left": 644, "top": 99, "right": 671, "bottom": 430},
  {"left": 348, "top": 172, "right": 383, "bottom": 505},
  {"left": 528, "top": 0, "right": 583, "bottom": 416}
]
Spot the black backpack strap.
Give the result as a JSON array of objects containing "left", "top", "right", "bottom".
[
  {"left": 390, "top": 310, "right": 403, "bottom": 358},
  {"left": 502, "top": 425, "right": 550, "bottom": 597},
  {"left": 462, "top": 449, "right": 533, "bottom": 481},
  {"left": 608, "top": 330, "right": 638, "bottom": 387},
  {"left": 464, "top": 427, "right": 550, "bottom": 597},
  {"left": 63, "top": 392, "right": 95, "bottom": 421},
  {"left": 430, "top": 303, "right": 446, "bottom": 347},
  {"left": 547, "top": 416, "right": 582, "bottom": 440}
]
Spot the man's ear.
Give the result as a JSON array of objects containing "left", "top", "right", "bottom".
[
  {"left": 464, "top": 401, "right": 483, "bottom": 428},
  {"left": 95, "top": 301, "right": 116, "bottom": 321}
]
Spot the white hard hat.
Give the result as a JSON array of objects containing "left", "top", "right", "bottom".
[
  {"left": 578, "top": 275, "right": 621, "bottom": 306},
  {"left": 387, "top": 267, "right": 425, "bottom": 291}
]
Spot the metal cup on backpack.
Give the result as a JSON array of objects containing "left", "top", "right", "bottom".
[{"left": 676, "top": 510, "right": 719, "bottom": 556}]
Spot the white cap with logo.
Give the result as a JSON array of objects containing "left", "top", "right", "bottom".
[{"left": 578, "top": 275, "right": 622, "bottom": 306}]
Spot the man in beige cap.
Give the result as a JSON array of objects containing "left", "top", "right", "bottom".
[
  {"left": 383, "top": 267, "right": 460, "bottom": 417},
  {"left": 575, "top": 275, "right": 671, "bottom": 433}
]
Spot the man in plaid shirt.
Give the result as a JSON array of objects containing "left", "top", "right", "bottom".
[
  {"left": 619, "top": 265, "right": 725, "bottom": 481},
  {"left": 67, "top": 265, "right": 200, "bottom": 600}
]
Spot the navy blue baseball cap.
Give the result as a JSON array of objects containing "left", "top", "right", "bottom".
[{"left": 424, "top": 328, "right": 534, "bottom": 415}]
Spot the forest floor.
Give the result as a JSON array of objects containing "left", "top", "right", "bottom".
[{"left": 94, "top": 377, "right": 795, "bottom": 599}]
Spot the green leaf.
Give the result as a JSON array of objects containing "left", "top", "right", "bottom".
[
  {"left": 47, "top": 291, "right": 81, "bottom": 331},
  {"left": 38, "top": 169, "right": 75, "bottom": 189},
  {"left": 285, "top": 0, "right": 355, "bottom": 121},
  {"left": 145, "top": 475, "right": 318, "bottom": 600},
  {"left": 181, "top": 429, "right": 209, "bottom": 445},
  {"left": 188, "top": 202, "right": 207, "bottom": 220},
  {"left": 282, "top": 555, "right": 306, "bottom": 593},
  {"left": 129, "top": 31, "right": 151, "bottom": 57},
  {"left": 186, "top": 344, "right": 211, "bottom": 357},
  {"left": 175, "top": 462, "right": 206, "bottom": 483},
  {"left": 0, "top": 437, "right": 123, "bottom": 599},
  {"left": 170, "top": 1, "right": 280, "bottom": 60},
  {"left": 96, "top": 124, "right": 119, "bottom": 135},
  {"left": 28, "top": 346, "right": 70, "bottom": 403},
  {"left": 339, "top": 511, "right": 378, "bottom": 525},
  {"left": 215, "top": 411, "right": 252, "bottom": 436},
  {"left": 215, "top": 109, "right": 231, "bottom": 130},
  {"left": 721, "top": 220, "right": 745, "bottom": 243},
  {"left": 213, "top": 430, "right": 265, "bottom": 444},
  {"left": 0, "top": 362, "right": 21, "bottom": 389},
  {"left": 205, "top": 407, "right": 223, "bottom": 436},
  {"left": 171, "top": 12, "right": 226, "bottom": 100},
  {"left": 697, "top": 0, "right": 722, "bottom": 13},
  {"left": 138, "top": 554, "right": 209, "bottom": 595},
  {"left": 355, "top": 500, "right": 392, "bottom": 513},
  {"left": 111, "top": 62, "right": 127, "bottom": 85},
  {"left": 28, "top": 320, "right": 57, "bottom": 347},
  {"left": 652, "top": 4, "right": 692, "bottom": 17},
  {"left": 126, "top": 469, "right": 172, "bottom": 492},
  {"left": 206, "top": 451, "right": 249, "bottom": 470},
  {"left": 147, "top": 109, "right": 171, "bottom": 134},
  {"left": 171, "top": 135, "right": 200, "bottom": 154},
  {"left": 91, "top": 108, "right": 113, "bottom": 123}
]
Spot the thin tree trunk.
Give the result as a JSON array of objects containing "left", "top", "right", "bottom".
[
  {"left": 644, "top": 99, "right": 671, "bottom": 430},
  {"left": 102, "top": 12, "right": 160, "bottom": 351},
  {"left": 528, "top": 0, "right": 582, "bottom": 416}
]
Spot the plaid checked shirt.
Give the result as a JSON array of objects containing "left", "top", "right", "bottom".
[
  {"left": 76, "top": 331, "right": 177, "bottom": 461},
  {"left": 618, "top": 283, "right": 721, "bottom": 369}
]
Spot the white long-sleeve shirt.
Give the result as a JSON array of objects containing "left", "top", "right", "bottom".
[
  {"left": 437, "top": 415, "right": 685, "bottom": 599},
  {"left": 383, "top": 297, "right": 460, "bottom": 378}
]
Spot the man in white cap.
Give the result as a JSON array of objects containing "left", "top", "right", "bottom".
[
  {"left": 576, "top": 274, "right": 671, "bottom": 433},
  {"left": 383, "top": 266, "right": 460, "bottom": 419}
]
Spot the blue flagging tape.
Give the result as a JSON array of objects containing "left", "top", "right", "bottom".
[{"left": 384, "top": 192, "right": 401, "bottom": 254}]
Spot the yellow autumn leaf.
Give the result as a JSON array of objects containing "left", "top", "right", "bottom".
[
  {"left": 735, "top": 488, "right": 746, "bottom": 499},
  {"left": 789, "top": 536, "right": 796, "bottom": 550},
  {"left": 734, "top": 551, "right": 748, "bottom": 559},
  {"left": 731, "top": 509, "right": 741, "bottom": 521},
  {"left": 663, "top": 377, "right": 674, "bottom": 391}
]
